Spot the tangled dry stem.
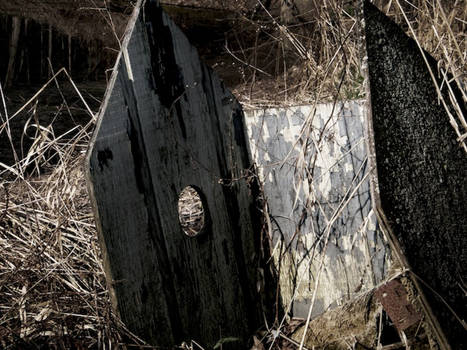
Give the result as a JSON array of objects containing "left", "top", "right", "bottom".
[
  {"left": 0, "top": 71, "right": 151, "bottom": 347},
  {"left": 178, "top": 186, "right": 206, "bottom": 237}
]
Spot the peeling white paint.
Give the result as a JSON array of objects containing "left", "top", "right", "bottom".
[{"left": 244, "top": 102, "right": 391, "bottom": 319}]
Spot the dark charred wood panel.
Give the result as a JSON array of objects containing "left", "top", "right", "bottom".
[
  {"left": 86, "top": 0, "right": 265, "bottom": 347},
  {"left": 363, "top": 1, "right": 466, "bottom": 348}
]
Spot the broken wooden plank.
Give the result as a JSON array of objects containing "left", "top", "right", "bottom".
[
  {"left": 362, "top": 1, "right": 467, "bottom": 348},
  {"left": 86, "top": 0, "right": 269, "bottom": 347}
]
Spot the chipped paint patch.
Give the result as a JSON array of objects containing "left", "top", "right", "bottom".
[{"left": 245, "top": 102, "right": 391, "bottom": 318}]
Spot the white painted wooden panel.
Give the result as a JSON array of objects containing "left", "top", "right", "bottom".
[{"left": 245, "top": 102, "right": 391, "bottom": 318}]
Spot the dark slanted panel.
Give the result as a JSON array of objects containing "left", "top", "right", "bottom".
[
  {"left": 86, "top": 0, "right": 268, "bottom": 347},
  {"left": 363, "top": 1, "right": 466, "bottom": 348}
]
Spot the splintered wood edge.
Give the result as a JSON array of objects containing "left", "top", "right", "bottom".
[
  {"left": 358, "top": 1, "right": 450, "bottom": 349},
  {"left": 84, "top": 0, "right": 144, "bottom": 317}
]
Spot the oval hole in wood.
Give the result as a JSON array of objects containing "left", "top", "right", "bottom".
[{"left": 178, "top": 186, "right": 206, "bottom": 237}]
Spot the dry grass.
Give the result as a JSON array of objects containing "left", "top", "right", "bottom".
[
  {"left": 178, "top": 186, "right": 206, "bottom": 237},
  {"left": 0, "top": 71, "right": 151, "bottom": 348},
  {"left": 227, "top": 0, "right": 465, "bottom": 147},
  {"left": 226, "top": 0, "right": 364, "bottom": 106},
  {"left": 0, "top": 0, "right": 465, "bottom": 348}
]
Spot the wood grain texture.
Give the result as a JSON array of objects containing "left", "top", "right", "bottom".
[
  {"left": 86, "top": 0, "right": 266, "bottom": 347},
  {"left": 363, "top": 1, "right": 466, "bottom": 348},
  {"left": 245, "top": 103, "right": 391, "bottom": 319}
]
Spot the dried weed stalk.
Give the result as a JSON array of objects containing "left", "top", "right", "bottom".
[
  {"left": 0, "top": 71, "right": 151, "bottom": 348},
  {"left": 228, "top": 0, "right": 465, "bottom": 146}
]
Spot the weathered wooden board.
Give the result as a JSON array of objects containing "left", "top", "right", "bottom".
[
  {"left": 244, "top": 102, "right": 391, "bottom": 318},
  {"left": 363, "top": 1, "right": 466, "bottom": 348},
  {"left": 86, "top": 0, "right": 266, "bottom": 347}
]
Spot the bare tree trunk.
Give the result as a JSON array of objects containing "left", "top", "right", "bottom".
[
  {"left": 4, "top": 16, "right": 21, "bottom": 88},
  {"left": 40, "top": 24, "right": 43, "bottom": 78},
  {"left": 48, "top": 24, "right": 52, "bottom": 77},
  {"left": 68, "top": 34, "right": 72, "bottom": 73},
  {"left": 25, "top": 19, "right": 30, "bottom": 84}
]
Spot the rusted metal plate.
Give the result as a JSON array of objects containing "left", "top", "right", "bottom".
[{"left": 375, "top": 279, "right": 421, "bottom": 331}]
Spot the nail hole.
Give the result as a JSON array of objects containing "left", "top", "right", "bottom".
[{"left": 178, "top": 186, "right": 206, "bottom": 237}]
